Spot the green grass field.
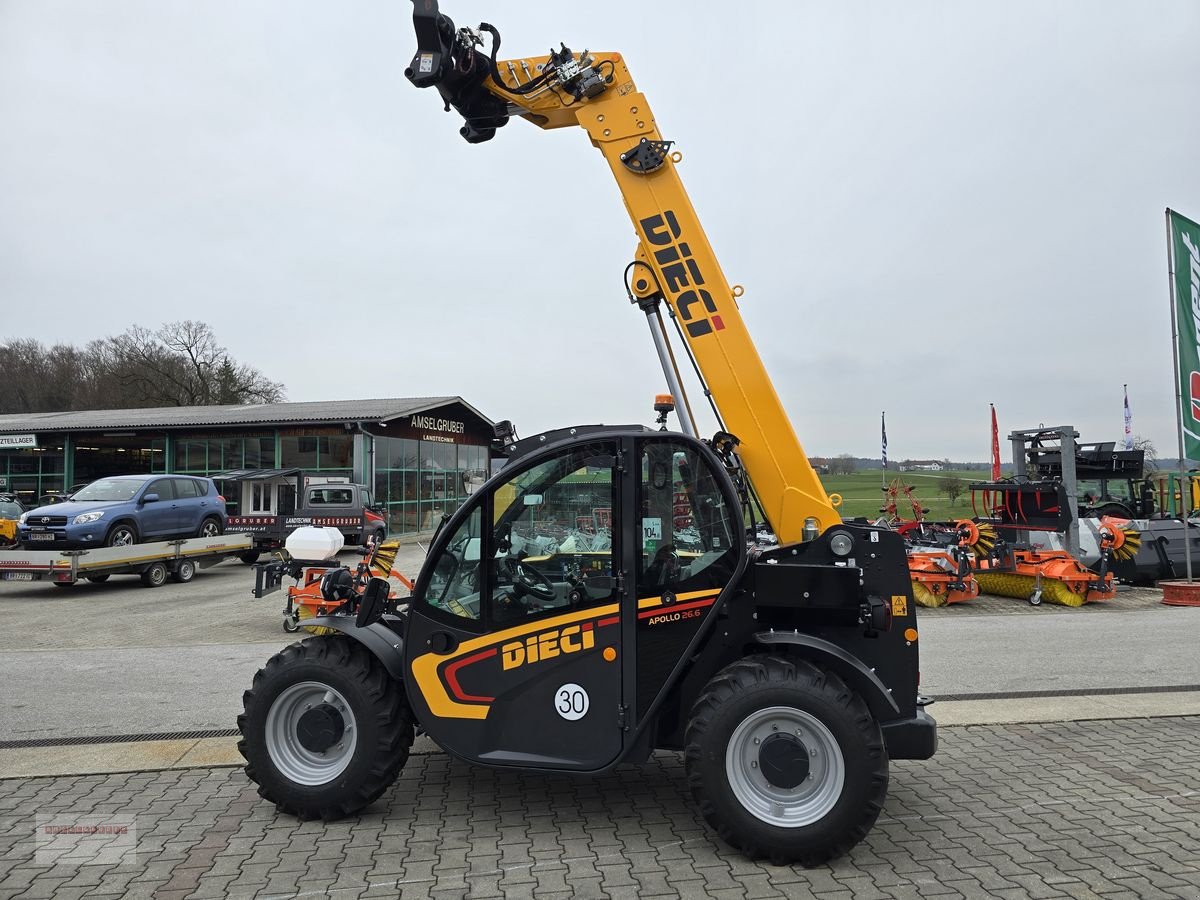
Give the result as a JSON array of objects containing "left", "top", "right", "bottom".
[{"left": 818, "top": 469, "right": 985, "bottom": 522}]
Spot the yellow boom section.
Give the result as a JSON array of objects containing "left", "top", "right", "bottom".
[{"left": 483, "top": 53, "right": 839, "bottom": 541}]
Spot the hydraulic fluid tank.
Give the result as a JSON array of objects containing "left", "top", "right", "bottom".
[{"left": 285, "top": 526, "right": 344, "bottom": 561}]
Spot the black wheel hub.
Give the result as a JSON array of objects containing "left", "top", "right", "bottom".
[
  {"left": 758, "top": 733, "right": 810, "bottom": 789},
  {"left": 296, "top": 703, "right": 345, "bottom": 753}
]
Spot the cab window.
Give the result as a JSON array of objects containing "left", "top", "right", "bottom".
[
  {"left": 421, "top": 442, "right": 618, "bottom": 628},
  {"left": 487, "top": 443, "right": 617, "bottom": 624},
  {"left": 637, "top": 440, "right": 738, "bottom": 595},
  {"left": 308, "top": 487, "right": 353, "bottom": 506},
  {"left": 426, "top": 506, "right": 484, "bottom": 620}
]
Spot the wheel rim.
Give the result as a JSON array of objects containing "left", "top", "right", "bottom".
[
  {"left": 725, "top": 706, "right": 845, "bottom": 828},
  {"left": 179, "top": 562, "right": 194, "bottom": 579},
  {"left": 201, "top": 521, "right": 219, "bottom": 537},
  {"left": 265, "top": 681, "right": 358, "bottom": 785},
  {"left": 111, "top": 528, "right": 134, "bottom": 547},
  {"left": 149, "top": 566, "right": 166, "bottom": 585}
]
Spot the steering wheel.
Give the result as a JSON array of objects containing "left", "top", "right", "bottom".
[{"left": 501, "top": 557, "right": 557, "bottom": 603}]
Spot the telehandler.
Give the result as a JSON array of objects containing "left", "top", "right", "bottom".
[{"left": 238, "top": 1, "right": 936, "bottom": 865}]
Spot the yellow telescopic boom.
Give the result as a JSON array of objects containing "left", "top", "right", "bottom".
[{"left": 407, "top": 9, "right": 839, "bottom": 541}]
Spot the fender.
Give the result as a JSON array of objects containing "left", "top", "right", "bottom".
[
  {"left": 305, "top": 616, "right": 406, "bottom": 682},
  {"left": 753, "top": 630, "right": 901, "bottom": 720}
]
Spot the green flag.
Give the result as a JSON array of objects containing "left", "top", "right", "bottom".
[{"left": 1170, "top": 209, "right": 1200, "bottom": 462}]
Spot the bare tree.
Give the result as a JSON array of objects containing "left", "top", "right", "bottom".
[
  {"left": 827, "top": 454, "right": 858, "bottom": 475},
  {"left": 107, "top": 321, "right": 283, "bottom": 407},
  {"left": 0, "top": 322, "right": 284, "bottom": 414},
  {"left": 1132, "top": 436, "right": 1159, "bottom": 472}
]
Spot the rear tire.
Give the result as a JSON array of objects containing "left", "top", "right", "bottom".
[
  {"left": 140, "top": 561, "right": 169, "bottom": 588},
  {"left": 240, "top": 551, "right": 263, "bottom": 565},
  {"left": 86, "top": 574, "right": 110, "bottom": 584},
  {"left": 238, "top": 636, "right": 414, "bottom": 819},
  {"left": 685, "top": 655, "right": 888, "bottom": 866},
  {"left": 198, "top": 517, "right": 223, "bottom": 539}
]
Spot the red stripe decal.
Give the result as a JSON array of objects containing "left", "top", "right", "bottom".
[
  {"left": 443, "top": 647, "right": 497, "bottom": 704},
  {"left": 637, "top": 596, "right": 717, "bottom": 620},
  {"left": 597, "top": 616, "right": 620, "bottom": 628}
]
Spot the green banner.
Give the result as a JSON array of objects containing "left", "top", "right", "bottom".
[{"left": 1171, "top": 209, "right": 1200, "bottom": 462}]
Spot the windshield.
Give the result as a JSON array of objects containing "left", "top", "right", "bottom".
[
  {"left": 0, "top": 502, "right": 21, "bottom": 518},
  {"left": 71, "top": 479, "right": 143, "bottom": 502}
]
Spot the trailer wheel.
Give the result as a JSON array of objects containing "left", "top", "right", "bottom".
[
  {"left": 172, "top": 560, "right": 197, "bottom": 583},
  {"left": 685, "top": 655, "right": 888, "bottom": 867},
  {"left": 240, "top": 551, "right": 263, "bottom": 565},
  {"left": 140, "top": 561, "right": 169, "bottom": 588},
  {"left": 86, "top": 574, "right": 110, "bottom": 584},
  {"left": 238, "top": 635, "right": 414, "bottom": 820}
]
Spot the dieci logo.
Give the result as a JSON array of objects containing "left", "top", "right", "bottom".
[
  {"left": 501, "top": 623, "right": 596, "bottom": 670},
  {"left": 639, "top": 210, "right": 724, "bottom": 339}
]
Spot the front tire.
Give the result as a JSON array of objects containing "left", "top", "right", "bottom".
[
  {"left": 238, "top": 636, "right": 414, "bottom": 819},
  {"left": 685, "top": 655, "right": 888, "bottom": 866},
  {"left": 106, "top": 523, "right": 138, "bottom": 548}
]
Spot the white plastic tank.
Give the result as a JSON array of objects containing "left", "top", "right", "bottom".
[{"left": 285, "top": 526, "right": 345, "bottom": 561}]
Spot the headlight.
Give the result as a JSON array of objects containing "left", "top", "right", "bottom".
[
  {"left": 73, "top": 511, "right": 105, "bottom": 525},
  {"left": 18, "top": 513, "right": 26, "bottom": 526}
]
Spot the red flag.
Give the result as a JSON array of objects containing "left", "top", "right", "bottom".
[{"left": 990, "top": 404, "right": 1001, "bottom": 480}]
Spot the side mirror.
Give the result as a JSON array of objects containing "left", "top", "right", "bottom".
[{"left": 142, "top": 493, "right": 159, "bottom": 504}]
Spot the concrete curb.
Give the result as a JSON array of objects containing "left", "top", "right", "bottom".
[{"left": 3, "top": 693, "right": 1199, "bottom": 780}]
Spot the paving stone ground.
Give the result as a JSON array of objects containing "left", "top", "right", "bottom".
[{"left": 2, "top": 717, "right": 1199, "bottom": 900}]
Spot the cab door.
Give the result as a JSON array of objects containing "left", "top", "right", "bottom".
[{"left": 404, "top": 438, "right": 626, "bottom": 771}]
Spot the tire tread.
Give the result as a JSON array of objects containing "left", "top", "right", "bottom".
[
  {"left": 684, "top": 654, "right": 888, "bottom": 866},
  {"left": 237, "top": 635, "right": 414, "bottom": 820}
]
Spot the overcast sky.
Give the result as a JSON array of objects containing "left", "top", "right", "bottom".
[{"left": 2, "top": 1, "right": 1198, "bottom": 462}]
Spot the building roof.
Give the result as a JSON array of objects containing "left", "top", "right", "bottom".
[{"left": 0, "top": 397, "right": 492, "bottom": 435}]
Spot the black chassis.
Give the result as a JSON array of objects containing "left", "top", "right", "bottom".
[{"left": 305, "top": 424, "right": 936, "bottom": 770}]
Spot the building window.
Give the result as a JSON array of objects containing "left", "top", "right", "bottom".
[{"left": 372, "top": 435, "right": 488, "bottom": 537}]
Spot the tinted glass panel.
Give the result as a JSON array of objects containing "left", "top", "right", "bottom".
[
  {"left": 148, "top": 479, "right": 176, "bottom": 501},
  {"left": 425, "top": 507, "right": 483, "bottom": 620},
  {"left": 173, "top": 478, "right": 201, "bottom": 499}
]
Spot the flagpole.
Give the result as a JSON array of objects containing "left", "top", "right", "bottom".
[
  {"left": 881, "top": 411, "right": 887, "bottom": 489},
  {"left": 1166, "top": 209, "right": 1193, "bottom": 581}
]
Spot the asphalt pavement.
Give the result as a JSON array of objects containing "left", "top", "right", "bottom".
[{"left": 0, "top": 553, "right": 1197, "bottom": 742}]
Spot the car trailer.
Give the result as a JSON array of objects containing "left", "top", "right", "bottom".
[{"left": 0, "top": 534, "right": 254, "bottom": 588}]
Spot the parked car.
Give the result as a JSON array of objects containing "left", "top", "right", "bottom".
[
  {"left": 0, "top": 495, "right": 25, "bottom": 547},
  {"left": 218, "top": 469, "right": 387, "bottom": 562},
  {"left": 17, "top": 475, "right": 227, "bottom": 549},
  {"left": 37, "top": 484, "right": 90, "bottom": 506}
]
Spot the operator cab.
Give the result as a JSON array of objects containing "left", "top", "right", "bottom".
[{"left": 404, "top": 425, "right": 744, "bottom": 771}]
